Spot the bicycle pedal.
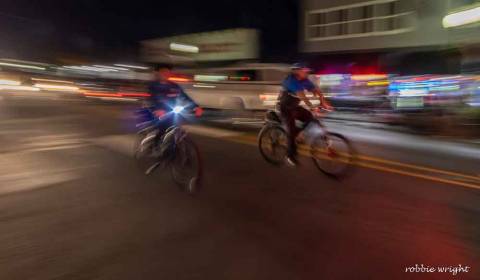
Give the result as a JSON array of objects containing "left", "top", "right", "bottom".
[{"left": 145, "top": 161, "right": 162, "bottom": 175}]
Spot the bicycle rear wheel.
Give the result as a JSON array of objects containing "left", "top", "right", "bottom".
[
  {"left": 311, "top": 132, "right": 355, "bottom": 179},
  {"left": 258, "top": 125, "right": 288, "bottom": 165},
  {"left": 170, "top": 136, "right": 202, "bottom": 194}
]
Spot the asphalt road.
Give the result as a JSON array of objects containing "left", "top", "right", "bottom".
[{"left": 1, "top": 93, "right": 480, "bottom": 280}]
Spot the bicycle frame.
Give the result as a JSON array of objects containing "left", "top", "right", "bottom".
[
  {"left": 135, "top": 107, "right": 189, "bottom": 160},
  {"left": 264, "top": 109, "right": 329, "bottom": 144}
]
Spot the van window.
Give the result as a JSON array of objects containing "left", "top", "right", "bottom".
[
  {"left": 262, "top": 69, "right": 287, "bottom": 82},
  {"left": 228, "top": 70, "right": 257, "bottom": 81}
]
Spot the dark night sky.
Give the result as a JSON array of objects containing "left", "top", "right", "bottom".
[{"left": 0, "top": 0, "right": 298, "bottom": 63}]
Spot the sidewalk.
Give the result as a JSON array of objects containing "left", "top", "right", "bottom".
[{"left": 199, "top": 109, "right": 407, "bottom": 131}]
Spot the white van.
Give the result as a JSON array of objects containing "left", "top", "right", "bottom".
[{"left": 177, "top": 63, "right": 289, "bottom": 110}]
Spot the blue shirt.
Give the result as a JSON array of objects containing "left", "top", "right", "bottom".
[
  {"left": 282, "top": 74, "right": 315, "bottom": 96},
  {"left": 148, "top": 81, "right": 195, "bottom": 109}
]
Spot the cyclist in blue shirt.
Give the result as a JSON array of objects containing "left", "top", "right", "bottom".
[{"left": 278, "top": 63, "right": 332, "bottom": 166}]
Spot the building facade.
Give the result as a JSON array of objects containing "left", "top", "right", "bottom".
[{"left": 300, "top": 0, "right": 480, "bottom": 73}]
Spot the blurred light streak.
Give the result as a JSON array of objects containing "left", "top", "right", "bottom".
[
  {"left": 83, "top": 91, "right": 149, "bottom": 98},
  {"left": 229, "top": 76, "right": 251, "bottom": 81},
  {"left": 169, "top": 42, "right": 199, "bottom": 53},
  {"left": 34, "top": 83, "right": 79, "bottom": 91},
  {"left": 367, "top": 80, "right": 390, "bottom": 86},
  {"left": 429, "top": 85, "right": 460, "bottom": 91},
  {"left": 86, "top": 96, "right": 138, "bottom": 102},
  {"left": 114, "top": 64, "right": 149, "bottom": 70},
  {"left": 193, "top": 84, "right": 216, "bottom": 88},
  {"left": 317, "top": 74, "right": 344, "bottom": 86},
  {"left": 32, "top": 78, "right": 74, "bottom": 84},
  {"left": 262, "top": 100, "right": 277, "bottom": 106},
  {"left": 194, "top": 75, "right": 228, "bottom": 82},
  {"left": 0, "top": 79, "right": 21, "bottom": 86},
  {"left": 316, "top": 74, "right": 343, "bottom": 80},
  {"left": 443, "top": 6, "right": 480, "bottom": 28},
  {"left": 351, "top": 74, "right": 387, "bottom": 81},
  {"left": 62, "top": 66, "right": 113, "bottom": 72},
  {"left": 117, "top": 92, "right": 150, "bottom": 97},
  {"left": 93, "top": 65, "right": 129, "bottom": 71},
  {"left": 0, "top": 85, "right": 40, "bottom": 91},
  {"left": 83, "top": 92, "right": 121, "bottom": 97},
  {"left": 168, "top": 77, "right": 192, "bottom": 83},
  {"left": 430, "top": 75, "right": 463, "bottom": 81},
  {"left": 259, "top": 93, "right": 278, "bottom": 101},
  {"left": 398, "top": 89, "right": 429, "bottom": 96},
  {"left": 0, "top": 62, "right": 45, "bottom": 70}
]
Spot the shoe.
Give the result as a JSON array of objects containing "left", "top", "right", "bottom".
[{"left": 285, "top": 156, "right": 299, "bottom": 167}]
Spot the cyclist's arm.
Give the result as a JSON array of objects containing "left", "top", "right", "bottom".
[
  {"left": 312, "top": 88, "right": 331, "bottom": 108},
  {"left": 180, "top": 93, "right": 199, "bottom": 110},
  {"left": 177, "top": 86, "right": 203, "bottom": 116},
  {"left": 306, "top": 86, "right": 332, "bottom": 110},
  {"left": 296, "top": 91, "right": 314, "bottom": 108}
]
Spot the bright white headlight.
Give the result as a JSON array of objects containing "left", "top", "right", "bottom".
[{"left": 173, "top": 106, "right": 185, "bottom": 114}]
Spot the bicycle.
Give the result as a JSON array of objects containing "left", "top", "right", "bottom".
[
  {"left": 134, "top": 105, "right": 202, "bottom": 194},
  {"left": 257, "top": 107, "right": 356, "bottom": 179}
]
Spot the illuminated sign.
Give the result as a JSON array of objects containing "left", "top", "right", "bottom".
[
  {"left": 169, "top": 43, "right": 199, "bottom": 53},
  {"left": 443, "top": 5, "right": 480, "bottom": 28},
  {"left": 142, "top": 28, "right": 259, "bottom": 63}
]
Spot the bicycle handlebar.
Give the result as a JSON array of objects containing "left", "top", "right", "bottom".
[{"left": 311, "top": 106, "right": 333, "bottom": 112}]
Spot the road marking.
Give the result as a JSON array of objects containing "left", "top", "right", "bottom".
[
  {"left": 17, "top": 144, "right": 90, "bottom": 154},
  {"left": 353, "top": 161, "right": 480, "bottom": 190},
  {"left": 90, "top": 125, "right": 480, "bottom": 191},
  {"left": 0, "top": 170, "right": 80, "bottom": 196},
  {"left": 356, "top": 154, "right": 480, "bottom": 182},
  {"left": 0, "top": 133, "right": 90, "bottom": 155},
  {"left": 91, "top": 135, "right": 136, "bottom": 157},
  {"left": 0, "top": 152, "right": 96, "bottom": 195},
  {"left": 230, "top": 133, "right": 480, "bottom": 180},
  {"left": 222, "top": 133, "right": 480, "bottom": 191},
  {"left": 0, "top": 115, "right": 82, "bottom": 125},
  {"left": 183, "top": 124, "right": 244, "bottom": 138}
]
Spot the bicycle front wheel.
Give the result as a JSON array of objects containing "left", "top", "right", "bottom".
[
  {"left": 311, "top": 132, "right": 355, "bottom": 179},
  {"left": 170, "top": 136, "right": 202, "bottom": 194}
]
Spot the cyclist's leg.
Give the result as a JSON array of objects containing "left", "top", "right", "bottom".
[
  {"left": 281, "top": 105, "right": 299, "bottom": 160},
  {"left": 296, "top": 106, "right": 315, "bottom": 129},
  {"left": 154, "top": 113, "right": 175, "bottom": 150}
]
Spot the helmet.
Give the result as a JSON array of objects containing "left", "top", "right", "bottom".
[{"left": 290, "top": 62, "right": 311, "bottom": 72}]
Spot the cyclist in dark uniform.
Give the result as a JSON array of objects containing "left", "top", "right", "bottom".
[
  {"left": 278, "top": 63, "right": 332, "bottom": 166},
  {"left": 147, "top": 65, "right": 202, "bottom": 136}
]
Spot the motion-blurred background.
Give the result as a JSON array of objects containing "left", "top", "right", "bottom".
[
  {"left": 0, "top": 0, "right": 479, "bottom": 137},
  {"left": 1, "top": 1, "right": 480, "bottom": 279}
]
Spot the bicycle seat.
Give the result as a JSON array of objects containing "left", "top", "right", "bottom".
[{"left": 265, "top": 110, "right": 281, "bottom": 123}]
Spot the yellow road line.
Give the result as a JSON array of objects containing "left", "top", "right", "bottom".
[
  {"left": 354, "top": 161, "right": 480, "bottom": 190},
  {"left": 224, "top": 134, "right": 480, "bottom": 191},
  {"left": 356, "top": 154, "right": 480, "bottom": 182},
  {"left": 235, "top": 133, "right": 480, "bottom": 182},
  {"left": 301, "top": 149, "right": 480, "bottom": 189}
]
